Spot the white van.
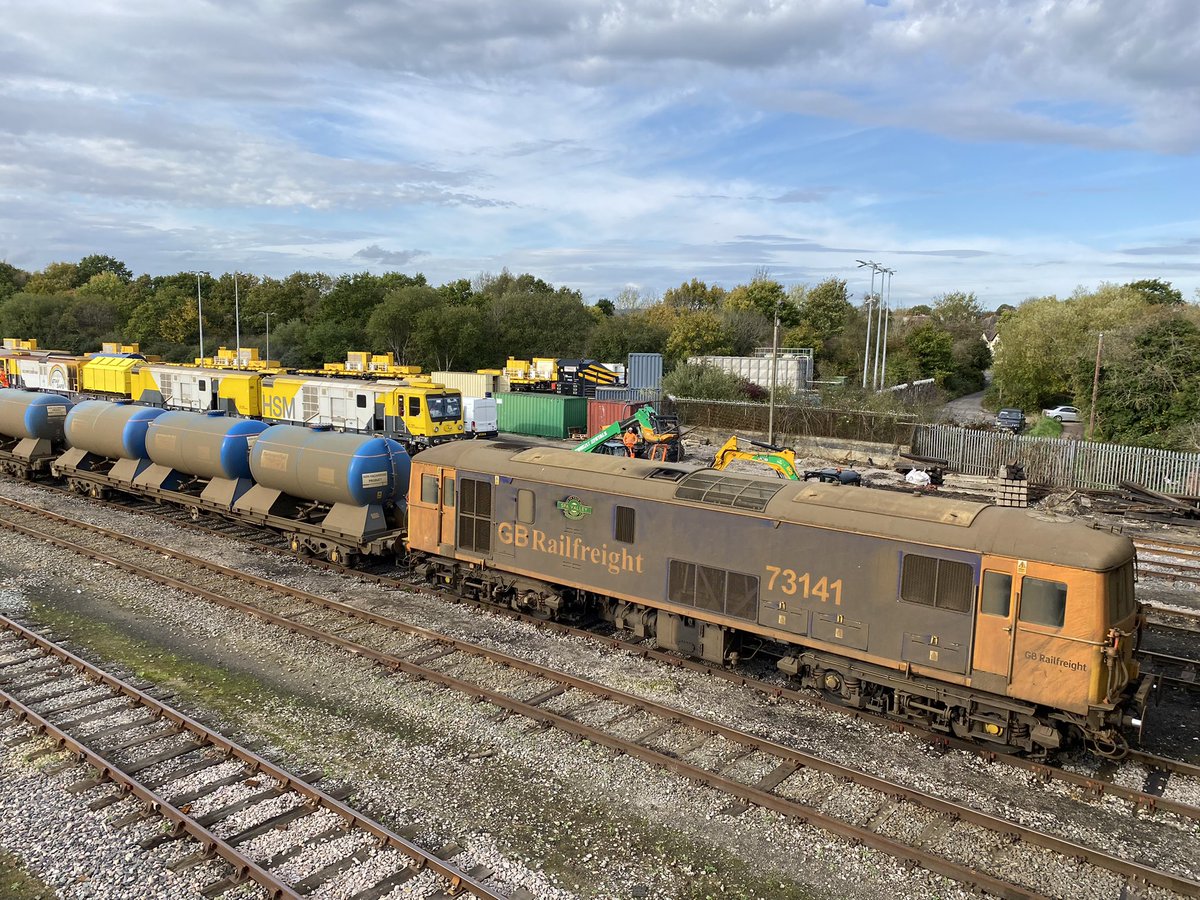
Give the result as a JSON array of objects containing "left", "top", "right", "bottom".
[{"left": 463, "top": 397, "right": 498, "bottom": 438}]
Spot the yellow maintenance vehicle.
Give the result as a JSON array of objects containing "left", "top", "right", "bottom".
[{"left": 713, "top": 436, "right": 862, "bottom": 484}]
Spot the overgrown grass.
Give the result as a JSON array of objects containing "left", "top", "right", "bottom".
[
  {"left": 1026, "top": 416, "right": 1063, "bottom": 438},
  {"left": 0, "top": 851, "right": 53, "bottom": 900}
]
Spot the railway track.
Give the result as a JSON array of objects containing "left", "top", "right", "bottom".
[
  {"left": 3, "top": 495, "right": 1200, "bottom": 898},
  {"left": 0, "top": 613, "right": 504, "bottom": 900},
  {"left": 1134, "top": 534, "right": 1200, "bottom": 588}
]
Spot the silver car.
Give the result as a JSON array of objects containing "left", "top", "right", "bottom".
[{"left": 1042, "top": 405, "right": 1080, "bottom": 423}]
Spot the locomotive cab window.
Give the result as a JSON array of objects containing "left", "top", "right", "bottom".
[
  {"left": 420, "top": 474, "right": 439, "bottom": 505},
  {"left": 1019, "top": 576, "right": 1067, "bottom": 628},
  {"left": 900, "top": 554, "right": 973, "bottom": 613},
  {"left": 408, "top": 396, "right": 421, "bottom": 417},
  {"left": 443, "top": 477, "right": 455, "bottom": 508},
  {"left": 980, "top": 571, "right": 1012, "bottom": 617}
]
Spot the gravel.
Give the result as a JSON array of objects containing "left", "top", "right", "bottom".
[{"left": 2, "top": 475, "right": 1200, "bottom": 899}]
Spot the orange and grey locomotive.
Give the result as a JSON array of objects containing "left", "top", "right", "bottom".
[{"left": 406, "top": 441, "right": 1144, "bottom": 756}]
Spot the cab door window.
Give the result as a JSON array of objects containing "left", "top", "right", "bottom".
[
  {"left": 408, "top": 395, "right": 421, "bottom": 417},
  {"left": 980, "top": 571, "right": 1012, "bottom": 617},
  {"left": 1019, "top": 577, "right": 1067, "bottom": 628}
]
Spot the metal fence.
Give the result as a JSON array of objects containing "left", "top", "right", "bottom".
[
  {"left": 668, "top": 398, "right": 918, "bottom": 445},
  {"left": 912, "top": 425, "right": 1200, "bottom": 494}
]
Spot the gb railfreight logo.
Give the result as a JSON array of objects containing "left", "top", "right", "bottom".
[{"left": 556, "top": 496, "right": 593, "bottom": 520}]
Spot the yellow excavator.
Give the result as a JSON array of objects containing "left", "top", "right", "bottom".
[{"left": 713, "top": 436, "right": 861, "bottom": 484}]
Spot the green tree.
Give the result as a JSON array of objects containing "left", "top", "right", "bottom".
[
  {"left": 661, "top": 363, "right": 748, "bottom": 400},
  {"left": 0, "top": 262, "right": 29, "bottom": 303},
  {"left": 1126, "top": 278, "right": 1183, "bottom": 305},
  {"left": 662, "top": 278, "right": 726, "bottom": 311},
  {"left": 1094, "top": 313, "right": 1200, "bottom": 448},
  {"left": 586, "top": 310, "right": 670, "bottom": 361},
  {"left": 413, "top": 303, "right": 489, "bottom": 371},
  {"left": 933, "top": 291, "right": 985, "bottom": 338},
  {"left": 76, "top": 254, "right": 133, "bottom": 285},
  {"left": 24, "top": 262, "right": 79, "bottom": 295},
  {"left": 366, "top": 285, "right": 441, "bottom": 363},
  {"left": 0, "top": 292, "right": 74, "bottom": 348},
  {"left": 901, "top": 322, "right": 955, "bottom": 382},
  {"left": 664, "top": 310, "right": 731, "bottom": 360},
  {"left": 725, "top": 273, "right": 796, "bottom": 325}
]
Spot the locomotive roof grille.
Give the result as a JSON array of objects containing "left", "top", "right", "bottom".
[{"left": 674, "top": 470, "right": 783, "bottom": 511}]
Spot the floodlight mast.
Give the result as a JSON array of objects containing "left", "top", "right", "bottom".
[{"left": 856, "top": 260, "right": 879, "bottom": 389}]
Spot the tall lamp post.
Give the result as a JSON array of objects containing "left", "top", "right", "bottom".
[
  {"left": 233, "top": 273, "right": 241, "bottom": 367},
  {"left": 878, "top": 267, "right": 895, "bottom": 389},
  {"left": 856, "top": 260, "right": 880, "bottom": 389},
  {"left": 261, "top": 312, "right": 272, "bottom": 363},
  {"left": 193, "top": 272, "right": 205, "bottom": 361},
  {"left": 767, "top": 302, "right": 781, "bottom": 446}
]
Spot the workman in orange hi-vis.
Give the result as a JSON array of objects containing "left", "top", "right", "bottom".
[{"left": 623, "top": 427, "right": 638, "bottom": 457}]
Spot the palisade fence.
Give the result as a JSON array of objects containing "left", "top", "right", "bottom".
[
  {"left": 666, "top": 398, "right": 919, "bottom": 445},
  {"left": 912, "top": 424, "right": 1200, "bottom": 494}
]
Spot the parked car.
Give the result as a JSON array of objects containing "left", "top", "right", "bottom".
[
  {"left": 995, "top": 408, "right": 1026, "bottom": 432},
  {"left": 1042, "top": 405, "right": 1080, "bottom": 423}
]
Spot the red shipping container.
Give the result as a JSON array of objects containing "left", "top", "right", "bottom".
[{"left": 586, "top": 399, "right": 653, "bottom": 438}]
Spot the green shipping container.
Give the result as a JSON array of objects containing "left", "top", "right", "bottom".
[{"left": 495, "top": 392, "right": 588, "bottom": 439}]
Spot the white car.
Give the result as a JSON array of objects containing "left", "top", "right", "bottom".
[{"left": 1042, "top": 405, "right": 1080, "bottom": 423}]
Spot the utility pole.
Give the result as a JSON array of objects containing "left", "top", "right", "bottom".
[
  {"left": 856, "top": 260, "right": 878, "bottom": 389},
  {"left": 767, "top": 305, "right": 780, "bottom": 445},
  {"left": 1088, "top": 332, "right": 1103, "bottom": 441},
  {"left": 195, "top": 272, "right": 204, "bottom": 361},
  {"left": 263, "top": 312, "right": 271, "bottom": 363}
]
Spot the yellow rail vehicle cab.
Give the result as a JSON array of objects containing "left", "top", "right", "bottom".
[{"left": 260, "top": 375, "right": 463, "bottom": 447}]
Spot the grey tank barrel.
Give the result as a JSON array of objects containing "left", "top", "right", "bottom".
[
  {"left": 250, "top": 425, "right": 411, "bottom": 507},
  {"left": 65, "top": 400, "right": 166, "bottom": 460},
  {"left": 145, "top": 411, "right": 268, "bottom": 480},
  {"left": 0, "top": 389, "right": 72, "bottom": 442}
]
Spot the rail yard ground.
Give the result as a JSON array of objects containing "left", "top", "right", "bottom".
[{"left": 0, "top": 438, "right": 1198, "bottom": 900}]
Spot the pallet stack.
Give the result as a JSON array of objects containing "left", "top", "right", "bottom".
[{"left": 995, "top": 464, "right": 1028, "bottom": 508}]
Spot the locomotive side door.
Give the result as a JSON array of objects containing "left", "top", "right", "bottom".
[
  {"left": 438, "top": 467, "right": 456, "bottom": 552},
  {"left": 971, "top": 558, "right": 1019, "bottom": 691}
]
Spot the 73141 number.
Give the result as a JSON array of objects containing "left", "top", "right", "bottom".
[{"left": 765, "top": 565, "right": 843, "bottom": 605}]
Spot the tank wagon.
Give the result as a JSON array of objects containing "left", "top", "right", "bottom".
[
  {"left": 405, "top": 441, "right": 1146, "bottom": 756},
  {"left": 234, "top": 424, "right": 410, "bottom": 561},
  {"left": 52, "top": 410, "right": 410, "bottom": 563},
  {"left": 0, "top": 389, "right": 73, "bottom": 477}
]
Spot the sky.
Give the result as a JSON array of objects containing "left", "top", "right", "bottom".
[{"left": 2, "top": 1, "right": 1199, "bottom": 309}]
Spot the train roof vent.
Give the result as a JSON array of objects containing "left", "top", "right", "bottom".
[
  {"left": 647, "top": 467, "right": 688, "bottom": 482},
  {"left": 674, "top": 470, "right": 783, "bottom": 511}
]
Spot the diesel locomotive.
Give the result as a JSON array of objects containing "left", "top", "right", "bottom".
[
  {"left": 0, "top": 391, "right": 1148, "bottom": 756},
  {"left": 407, "top": 441, "right": 1146, "bottom": 757}
]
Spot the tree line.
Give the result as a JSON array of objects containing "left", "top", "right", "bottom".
[{"left": 0, "top": 256, "right": 1194, "bottom": 450}]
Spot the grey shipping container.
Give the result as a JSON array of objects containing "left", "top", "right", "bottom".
[
  {"left": 594, "top": 386, "right": 661, "bottom": 404},
  {"left": 627, "top": 353, "right": 663, "bottom": 390},
  {"left": 687, "top": 355, "right": 811, "bottom": 391},
  {"left": 495, "top": 392, "right": 588, "bottom": 439}
]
